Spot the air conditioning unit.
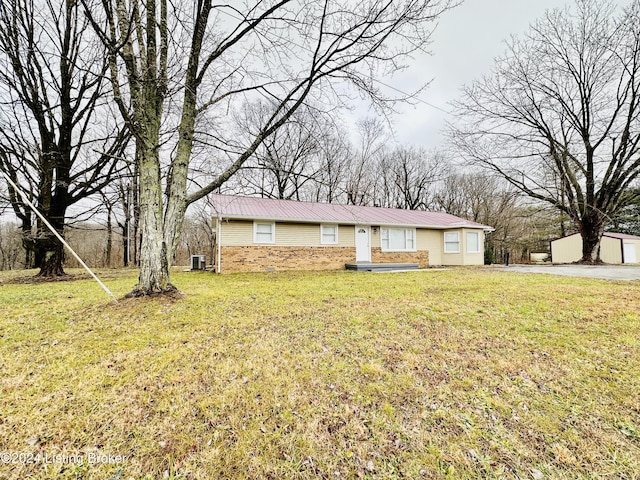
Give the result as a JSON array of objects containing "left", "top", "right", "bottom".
[{"left": 190, "top": 255, "right": 206, "bottom": 271}]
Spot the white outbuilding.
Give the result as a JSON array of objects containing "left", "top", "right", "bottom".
[{"left": 551, "top": 232, "right": 640, "bottom": 264}]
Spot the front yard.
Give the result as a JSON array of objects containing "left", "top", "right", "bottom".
[{"left": 0, "top": 268, "right": 638, "bottom": 479}]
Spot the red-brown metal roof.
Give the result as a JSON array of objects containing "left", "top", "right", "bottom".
[{"left": 210, "top": 194, "right": 492, "bottom": 230}]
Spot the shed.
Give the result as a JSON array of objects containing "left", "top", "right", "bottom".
[
  {"left": 210, "top": 194, "right": 493, "bottom": 273},
  {"left": 550, "top": 232, "right": 640, "bottom": 264}
]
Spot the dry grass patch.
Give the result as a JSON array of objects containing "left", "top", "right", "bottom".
[{"left": 0, "top": 268, "right": 639, "bottom": 479}]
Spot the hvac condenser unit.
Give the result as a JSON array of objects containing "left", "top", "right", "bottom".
[{"left": 190, "top": 255, "right": 206, "bottom": 271}]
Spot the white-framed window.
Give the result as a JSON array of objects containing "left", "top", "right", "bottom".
[
  {"left": 381, "top": 228, "right": 416, "bottom": 251},
  {"left": 321, "top": 224, "right": 339, "bottom": 245},
  {"left": 466, "top": 231, "right": 481, "bottom": 253},
  {"left": 444, "top": 231, "right": 460, "bottom": 253},
  {"left": 254, "top": 222, "right": 275, "bottom": 244}
]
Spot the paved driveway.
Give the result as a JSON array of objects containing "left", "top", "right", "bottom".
[{"left": 494, "top": 264, "right": 640, "bottom": 281}]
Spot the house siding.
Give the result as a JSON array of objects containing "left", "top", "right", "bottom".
[
  {"left": 419, "top": 230, "right": 443, "bottom": 266},
  {"left": 338, "top": 225, "right": 355, "bottom": 247},
  {"left": 220, "top": 220, "right": 253, "bottom": 246},
  {"left": 418, "top": 228, "right": 484, "bottom": 266},
  {"left": 220, "top": 220, "right": 355, "bottom": 247},
  {"left": 462, "top": 229, "right": 485, "bottom": 266}
]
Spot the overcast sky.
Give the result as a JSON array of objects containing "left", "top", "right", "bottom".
[{"left": 377, "top": 0, "right": 578, "bottom": 150}]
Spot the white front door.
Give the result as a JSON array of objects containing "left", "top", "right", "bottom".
[
  {"left": 355, "top": 226, "right": 371, "bottom": 262},
  {"left": 623, "top": 243, "right": 637, "bottom": 263}
]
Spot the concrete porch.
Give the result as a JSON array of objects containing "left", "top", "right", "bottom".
[{"left": 345, "top": 262, "right": 420, "bottom": 272}]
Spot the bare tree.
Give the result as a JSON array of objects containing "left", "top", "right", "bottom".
[
  {"left": 312, "top": 127, "right": 353, "bottom": 204},
  {"left": 0, "top": 0, "right": 130, "bottom": 276},
  {"left": 434, "top": 172, "right": 505, "bottom": 223},
  {"left": 0, "top": 147, "right": 35, "bottom": 267},
  {"left": 83, "top": 0, "right": 455, "bottom": 295},
  {"left": 234, "top": 102, "right": 322, "bottom": 200},
  {"left": 378, "top": 147, "right": 445, "bottom": 209},
  {"left": 346, "top": 118, "right": 389, "bottom": 205},
  {"left": 0, "top": 221, "right": 23, "bottom": 270},
  {"left": 450, "top": 0, "right": 640, "bottom": 263},
  {"left": 116, "top": 178, "right": 139, "bottom": 267}
]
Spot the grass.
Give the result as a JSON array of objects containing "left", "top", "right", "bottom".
[{"left": 0, "top": 267, "right": 639, "bottom": 479}]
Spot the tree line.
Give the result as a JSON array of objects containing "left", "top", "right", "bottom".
[{"left": 0, "top": 117, "right": 569, "bottom": 271}]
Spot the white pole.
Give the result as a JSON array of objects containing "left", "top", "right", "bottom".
[
  {"left": 216, "top": 215, "right": 222, "bottom": 274},
  {"left": 1, "top": 170, "right": 118, "bottom": 302}
]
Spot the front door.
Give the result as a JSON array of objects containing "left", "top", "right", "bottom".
[
  {"left": 623, "top": 243, "right": 637, "bottom": 263},
  {"left": 355, "top": 226, "right": 371, "bottom": 262}
]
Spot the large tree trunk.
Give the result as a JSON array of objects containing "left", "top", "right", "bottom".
[
  {"left": 36, "top": 242, "right": 65, "bottom": 277},
  {"left": 579, "top": 232, "right": 604, "bottom": 264},
  {"left": 129, "top": 134, "right": 175, "bottom": 296},
  {"left": 163, "top": 138, "right": 190, "bottom": 266},
  {"left": 132, "top": 163, "right": 140, "bottom": 267},
  {"left": 578, "top": 215, "right": 605, "bottom": 264},
  {"left": 34, "top": 190, "right": 68, "bottom": 277},
  {"left": 162, "top": 11, "right": 200, "bottom": 267},
  {"left": 33, "top": 224, "right": 66, "bottom": 277}
]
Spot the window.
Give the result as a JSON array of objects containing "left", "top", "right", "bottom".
[
  {"left": 444, "top": 231, "right": 460, "bottom": 253},
  {"left": 381, "top": 228, "right": 416, "bottom": 251},
  {"left": 466, "top": 231, "right": 481, "bottom": 253},
  {"left": 254, "top": 222, "right": 275, "bottom": 244},
  {"left": 321, "top": 225, "right": 338, "bottom": 245}
]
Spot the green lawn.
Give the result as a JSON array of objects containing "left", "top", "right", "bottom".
[{"left": 0, "top": 267, "right": 639, "bottom": 479}]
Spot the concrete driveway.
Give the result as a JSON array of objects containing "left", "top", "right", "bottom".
[{"left": 494, "top": 264, "right": 640, "bottom": 281}]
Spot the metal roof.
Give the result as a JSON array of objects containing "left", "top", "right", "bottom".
[
  {"left": 551, "top": 231, "right": 640, "bottom": 243},
  {"left": 604, "top": 232, "right": 640, "bottom": 241},
  {"left": 210, "top": 194, "right": 492, "bottom": 230}
]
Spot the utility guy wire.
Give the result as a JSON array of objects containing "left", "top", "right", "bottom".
[{"left": 0, "top": 170, "right": 118, "bottom": 302}]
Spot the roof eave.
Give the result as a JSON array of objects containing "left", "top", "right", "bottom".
[{"left": 218, "top": 214, "right": 491, "bottom": 230}]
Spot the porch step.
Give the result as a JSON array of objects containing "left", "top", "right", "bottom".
[{"left": 345, "top": 262, "right": 420, "bottom": 272}]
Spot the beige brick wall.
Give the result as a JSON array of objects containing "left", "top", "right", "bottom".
[
  {"left": 220, "top": 246, "right": 357, "bottom": 273},
  {"left": 220, "top": 220, "right": 356, "bottom": 247},
  {"left": 371, "top": 248, "right": 430, "bottom": 267}
]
